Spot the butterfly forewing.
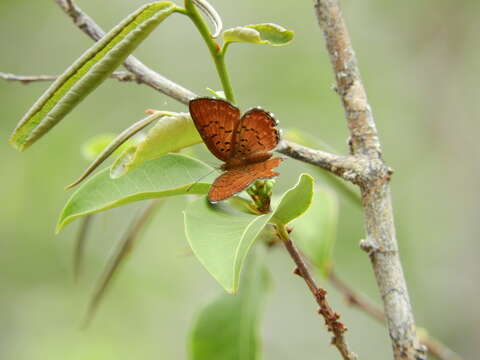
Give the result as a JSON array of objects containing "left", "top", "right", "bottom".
[
  {"left": 232, "top": 108, "right": 280, "bottom": 159},
  {"left": 208, "top": 157, "right": 283, "bottom": 202},
  {"left": 189, "top": 98, "right": 240, "bottom": 161}
]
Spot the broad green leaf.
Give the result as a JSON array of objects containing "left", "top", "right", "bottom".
[
  {"left": 284, "top": 128, "right": 361, "bottom": 207},
  {"left": 294, "top": 187, "right": 338, "bottom": 277},
  {"left": 223, "top": 23, "right": 294, "bottom": 46},
  {"left": 184, "top": 199, "right": 271, "bottom": 293},
  {"left": 10, "top": 2, "right": 177, "bottom": 150},
  {"left": 270, "top": 173, "right": 314, "bottom": 226},
  {"left": 189, "top": 252, "right": 269, "bottom": 360},
  {"left": 57, "top": 154, "right": 214, "bottom": 232},
  {"left": 111, "top": 112, "right": 202, "bottom": 178},
  {"left": 227, "top": 196, "right": 258, "bottom": 215},
  {"left": 184, "top": 173, "right": 314, "bottom": 293},
  {"left": 81, "top": 133, "right": 134, "bottom": 161}
]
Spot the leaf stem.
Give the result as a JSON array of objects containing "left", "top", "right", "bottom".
[{"left": 184, "top": 0, "right": 235, "bottom": 103}]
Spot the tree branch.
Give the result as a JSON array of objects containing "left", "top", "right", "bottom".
[
  {"left": 276, "top": 140, "right": 367, "bottom": 185},
  {"left": 313, "top": 1, "right": 426, "bottom": 359},
  {"left": 278, "top": 227, "right": 357, "bottom": 360},
  {"left": 53, "top": 0, "right": 196, "bottom": 104},
  {"left": 0, "top": 71, "right": 138, "bottom": 84},
  {"left": 328, "top": 271, "right": 463, "bottom": 360}
]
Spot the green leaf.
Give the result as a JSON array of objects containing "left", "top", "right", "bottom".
[
  {"left": 81, "top": 133, "right": 134, "bottom": 161},
  {"left": 184, "top": 199, "right": 271, "bottom": 293},
  {"left": 189, "top": 252, "right": 269, "bottom": 360},
  {"left": 184, "top": 173, "right": 314, "bottom": 293},
  {"left": 57, "top": 154, "right": 214, "bottom": 232},
  {"left": 223, "top": 23, "right": 294, "bottom": 46},
  {"left": 270, "top": 173, "right": 314, "bottom": 226},
  {"left": 10, "top": 2, "right": 177, "bottom": 151},
  {"left": 67, "top": 111, "right": 169, "bottom": 189},
  {"left": 111, "top": 112, "right": 202, "bottom": 178},
  {"left": 294, "top": 187, "right": 338, "bottom": 277},
  {"left": 284, "top": 128, "right": 361, "bottom": 207}
]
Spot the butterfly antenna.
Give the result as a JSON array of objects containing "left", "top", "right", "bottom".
[{"left": 186, "top": 168, "right": 218, "bottom": 193}]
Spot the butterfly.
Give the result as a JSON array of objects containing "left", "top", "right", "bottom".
[{"left": 189, "top": 97, "right": 283, "bottom": 203}]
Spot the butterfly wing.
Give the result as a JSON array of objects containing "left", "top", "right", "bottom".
[
  {"left": 208, "top": 157, "right": 283, "bottom": 202},
  {"left": 189, "top": 98, "right": 240, "bottom": 161},
  {"left": 232, "top": 108, "right": 280, "bottom": 159}
]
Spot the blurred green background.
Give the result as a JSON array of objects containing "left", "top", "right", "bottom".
[{"left": 1, "top": 0, "right": 478, "bottom": 359}]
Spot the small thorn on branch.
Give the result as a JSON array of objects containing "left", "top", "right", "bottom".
[{"left": 359, "top": 238, "right": 377, "bottom": 255}]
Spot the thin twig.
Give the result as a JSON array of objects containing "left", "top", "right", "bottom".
[
  {"left": 278, "top": 227, "right": 357, "bottom": 360},
  {"left": 328, "top": 271, "right": 463, "bottom": 360},
  {"left": 329, "top": 270, "right": 384, "bottom": 323},
  {"left": 0, "top": 71, "right": 138, "bottom": 84},
  {"left": 54, "top": 0, "right": 196, "bottom": 104},
  {"left": 277, "top": 140, "right": 367, "bottom": 185},
  {"left": 313, "top": 1, "right": 426, "bottom": 358}
]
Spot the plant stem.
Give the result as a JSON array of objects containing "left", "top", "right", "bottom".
[
  {"left": 184, "top": 0, "right": 236, "bottom": 103},
  {"left": 277, "top": 225, "right": 357, "bottom": 360}
]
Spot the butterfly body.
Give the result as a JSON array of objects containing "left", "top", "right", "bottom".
[
  {"left": 189, "top": 98, "right": 282, "bottom": 202},
  {"left": 221, "top": 152, "right": 272, "bottom": 171}
]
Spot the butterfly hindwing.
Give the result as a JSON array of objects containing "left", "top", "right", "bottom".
[
  {"left": 208, "top": 169, "right": 255, "bottom": 202},
  {"left": 189, "top": 98, "right": 240, "bottom": 161},
  {"left": 208, "top": 157, "right": 283, "bottom": 202}
]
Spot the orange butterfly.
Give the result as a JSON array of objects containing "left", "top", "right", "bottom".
[{"left": 189, "top": 98, "right": 282, "bottom": 202}]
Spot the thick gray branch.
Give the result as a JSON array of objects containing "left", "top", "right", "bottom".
[{"left": 313, "top": 1, "right": 426, "bottom": 359}]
